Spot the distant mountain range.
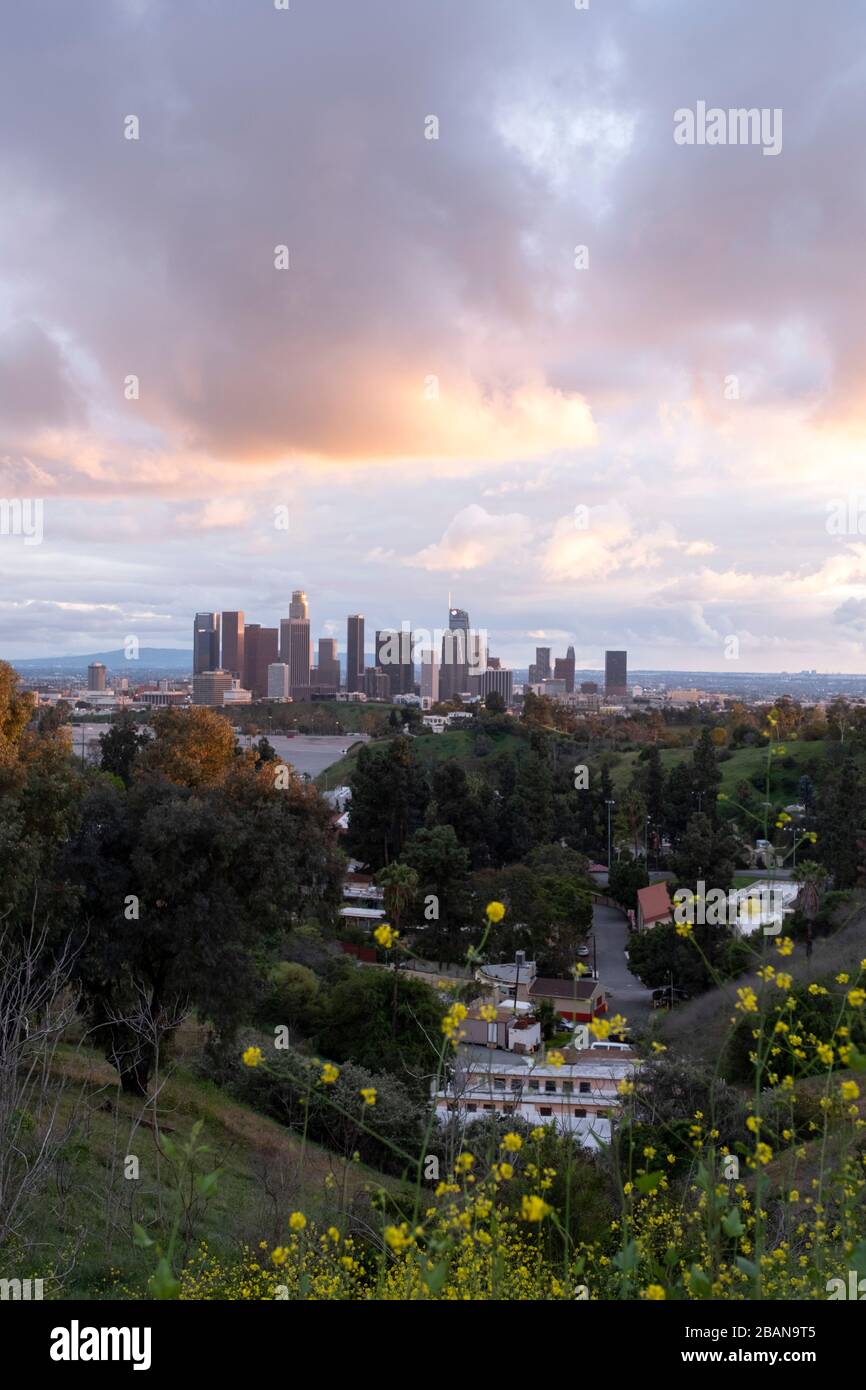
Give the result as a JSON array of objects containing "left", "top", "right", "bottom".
[{"left": 8, "top": 648, "right": 193, "bottom": 673}]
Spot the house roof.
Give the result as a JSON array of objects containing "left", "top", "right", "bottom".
[
  {"left": 529, "top": 977, "right": 600, "bottom": 1000},
  {"left": 637, "top": 882, "right": 673, "bottom": 923}
]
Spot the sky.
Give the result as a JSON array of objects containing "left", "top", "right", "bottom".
[{"left": 2, "top": 0, "right": 866, "bottom": 671}]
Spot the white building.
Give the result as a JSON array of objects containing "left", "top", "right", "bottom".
[
  {"left": 267, "top": 662, "right": 290, "bottom": 699},
  {"left": 434, "top": 1047, "right": 638, "bottom": 1150}
]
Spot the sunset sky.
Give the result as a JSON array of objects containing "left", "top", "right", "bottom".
[{"left": 2, "top": 0, "right": 866, "bottom": 669}]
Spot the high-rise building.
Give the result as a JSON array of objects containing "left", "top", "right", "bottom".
[
  {"left": 289, "top": 589, "right": 309, "bottom": 620},
  {"left": 87, "top": 661, "right": 107, "bottom": 692},
  {"left": 193, "top": 613, "right": 220, "bottom": 675},
  {"left": 554, "top": 646, "right": 576, "bottom": 694},
  {"left": 244, "top": 625, "right": 279, "bottom": 700},
  {"left": 316, "top": 637, "right": 341, "bottom": 689},
  {"left": 421, "top": 656, "right": 439, "bottom": 704},
  {"left": 280, "top": 617, "right": 311, "bottom": 695},
  {"left": 375, "top": 628, "right": 415, "bottom": 696},
  {"left": 605, "top": 650, "right": 628, "bottom": 697},
  {"left": 267, "top": 663, "right": 290, "bottom": 700},
  {"left": 364, "top": 666, "right": 391, "bottom": 700},
  {"left": 192, "top": 669, "right": 233, "bottom": 706},
  {"left": 536, "top": 647, "right": 551, "bottom": 680},
  {"left": 346, "top": 615, "right": 365, "bottom": 692},
  {"left": 474, "top": 667, "right": 513, "bottom": 706},
  {"left": 440, "top": 607, "right": 470, "bottom": 700},
  {"left": 221, "top": 611, "right": 244, "bottom": 678}
]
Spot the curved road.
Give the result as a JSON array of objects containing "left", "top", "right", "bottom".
[{"left": 590, "top": 903, "right": 653, "bottom": 1028}]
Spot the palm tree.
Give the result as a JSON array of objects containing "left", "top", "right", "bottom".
[
  {"left": 376, "top": 862, "right": 420, "bottom": 933},
  {"left": 794, "top": 860, "right": 825, "bottom": 957}
]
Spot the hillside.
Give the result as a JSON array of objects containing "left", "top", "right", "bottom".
[{"left": 15, "top": 1027, "right": 398, "bottom": 1300}]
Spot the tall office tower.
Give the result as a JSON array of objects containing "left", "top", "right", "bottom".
[
  {"left": 554, "top": 647, "right": 576, "bottom": 694},
  {"left": 289, "top": 589, "right": 309, "bottom": 620},
  {"left": 243, "top": 625, "right": 279, "bottom": 700},
  {"left": 280, "top": 616, "right": 312, "bottom": 694},
  {"left": 440, "top": 606, "right": 470, "bottom": 700},
  {"left": 87, "top": 661, "right": 107, "bottom": 692},
  {"left": 421, "top": 655, "right": 439, "bottom": 703},
  {"left": 375, "top": 628, "right": 415, "bottom": 696},
  {"left": 316, "top": 637, "right": 341, "bottom": 689},
  {"left": 605, "top": 649, "right": 628, "bottom": 697},
  {"left": 193, "top": 613, "right": 220, "bottom": 675},
  {"left": 346, "top": 615, "right": 365, "bottom": 692},
  {"left": 267, "top": 663, "right": 290, "bottom": 699},
  {"left": 535, "top": 647, "right": 552, "bottom": 681},
  {"left": 192, "top": 669, "right": 233, "bottom": 706},
  {"left": 221, "top": 611, "right": 244, "bottom": 678}
]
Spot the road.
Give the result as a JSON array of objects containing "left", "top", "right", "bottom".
[{"left": 589, "top": 902, "right": 653, "bottom": 1028}]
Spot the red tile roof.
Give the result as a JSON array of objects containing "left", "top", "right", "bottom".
[{"left": 637, "top": 882, "right": 673, "bottom": 925}]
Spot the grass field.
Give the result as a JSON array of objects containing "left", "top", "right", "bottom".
[{"left": 315, "top": 727, "right": 526, "bottom": 788}]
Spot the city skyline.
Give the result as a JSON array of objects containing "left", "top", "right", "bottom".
[{"left": 4, "top": 3, "right": 866, "bottom": 672}]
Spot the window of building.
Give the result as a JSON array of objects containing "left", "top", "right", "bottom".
[
  {"left": 467, "top": 1104, "right": 477, "bottom": 1113},
  {"left": 562, "top": 1080, "right": 573, "bottom": 1094},
  {"left": 494, "top": 1078, "right": 505, "bottom": 1091},
  {"left": 574, "top": 1108, "right": 587, "bottom": 1118},
  {"left": 579, "top": 1081, "right": 591, "bottom": 1094},
  {"left": 544, "top": 1080, "right": 556, "bottom": 1093},
  {"left": 504, "top": 1104, "right": 515, "bottom": 1114},
  {"left": 528, "top": 1080, "right": 539, "bottom": 1092},
  {"left": 483, "top": 1103, "right": 495, "bottom": 1111},
  {"left": 539, "top": 1107, "right": 553, "bottom": 1117},
  {"left": 510, "top": 1079, "right": 521, "bottom": 1092}
]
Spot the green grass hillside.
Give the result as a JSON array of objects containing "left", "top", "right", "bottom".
[{"left": 16, "top": 1032, "right": 396, "bottom": 1300}]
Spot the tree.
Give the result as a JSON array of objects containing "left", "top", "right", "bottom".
[
  {"left": 99, "top": 710, "right": 150, "bottom": 786},
  {"left": 643, "top": 744, "right": 665, "bottom": 831},
  {"left": 37, "top": 700, "right": 72, "bottom": 736},
  {"left": 376, "top": 861, "right": 420, "bottom": 931},
  {"left": 0, "top": 661, "right": 33, "bottom": 763},
  {"left": 66, "top": 767, "right": 342, "bottom": 1095},
  {"left": 817, "top": 755, "right": 865, "bottom": 889},
  {"left": 691, "top": 728, "right": 722, "bottom": 822},
  {"left": 671, "top": 812, "right": 736, "bottom": 893},
  {"left": 430, "top": 761, "right": 492, "bottom": 869},
  {"left": 608, "top": 854, "right": 649, "bottom": 912},
  {"left": 402, "top": 825, "right": 471, "bottom": 963},
  {"left": 137, "top": 706, "right": 237, "bottom": 788},
  {"left": 315, "top": 969, "right": 445, "bottom": 1098},
  {"left": 345, "top": 738, "right": 429, "bottom": 869},
  {"left": 485, "top": 690, "right": 506, "bottom": 713},
  {"left": 499, "top": 752, "right": 554, "bottom": 861}
]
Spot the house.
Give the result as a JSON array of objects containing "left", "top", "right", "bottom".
[
  {"left": 461, "top": 999, "right": 542, "bottom": 1054},
  {"left": 636, "top": 882, "right": 673, "bottom": 931},
  {"left": 433, "top": 1045, "right": 638, "bottom": 1149},
  {"left": 527, "top": 976, "right": 607, "bottom": 1022},
  {"left": 422, "top": 714, "right": 447, "bottom": 734},
  {"left": 731, "top": 880, "right": 799, "bottom": 936},
  {"left": 339, "top": 872, "right": 386, "bottom": 926},
  {"left": 476, "top": 952, "right": 536, "bottom": 997}
]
